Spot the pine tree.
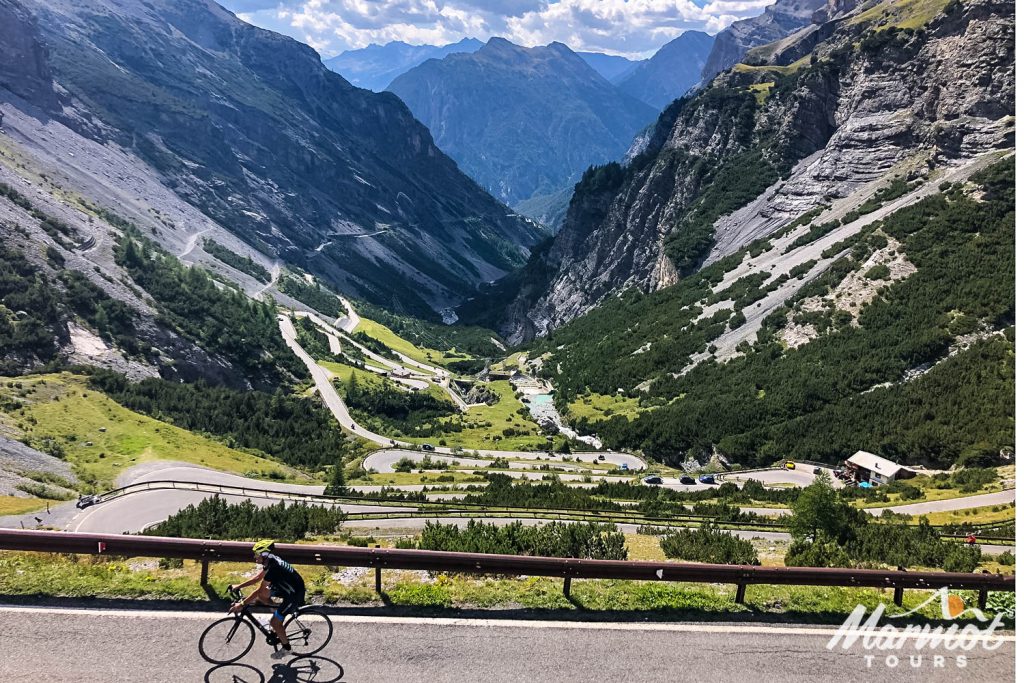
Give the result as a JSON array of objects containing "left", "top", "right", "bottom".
[{"left": 324, "top": 462, "right": 347, "bottom": 497}]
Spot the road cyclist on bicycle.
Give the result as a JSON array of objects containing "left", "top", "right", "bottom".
[{"left": 229, "top": 539, "right": 307, "bottom": 659}]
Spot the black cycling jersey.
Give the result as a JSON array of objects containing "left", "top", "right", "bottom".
[{"left": 263, "top": 553, "right": 305, "bottom": 596}]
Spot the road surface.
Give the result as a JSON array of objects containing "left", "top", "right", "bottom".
[
  {"left": 279, "top": 315, "right": 395, "bottom": 447},
  {"left": 0, "top": 606, "right": 1013, "bottom": 682},
  {"left": 363, "top": 448, "right": 646, "bottom": 474},
  {"left": 863, "top": 489, "right": 1017, "bottom": 516}
]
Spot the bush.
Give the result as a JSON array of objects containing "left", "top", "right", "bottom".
[
  {"left": 417, "top": 520, "right": 627, "bottom": 560},
  {"left": 942, "top": 544, "right": 982, "bottom": 573},
  {"left": 89, "top": 370, "right": 355, "bottom": 470},
  {"left": 659, "top": 523, "right": 758, "bottom": 565},
  {"left": 987, "top": 592, "right": 1015, "bottom": 620},
  {"left": 848, "top": 521, "right": 978, "bottom": 571},
  {"left": 784, "top": 540, "right": 852, "bottom": 568},
  {"left": 15, "top": 482, "right": 74, "bottom": 500},
  {"left": 864, "top": 264, "right": 890, "bottom": 281},
  {"left": 146, "top": 497, "right": 346, "bottom": 540}
]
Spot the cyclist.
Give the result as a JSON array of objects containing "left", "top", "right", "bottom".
[{"left": 229, "top": 539, "right": 306, "bottom": 659}]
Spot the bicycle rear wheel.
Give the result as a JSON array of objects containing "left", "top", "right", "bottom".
[
  {"left": 283, "top": 608, "right": 333, "bottom": 656},
  {"left": 199, "top": 616, "right": 256, "bottom": 664}
]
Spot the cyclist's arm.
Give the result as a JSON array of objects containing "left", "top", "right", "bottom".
[{"left": 233, "top": 568, "right": 267, "bottom": 594}]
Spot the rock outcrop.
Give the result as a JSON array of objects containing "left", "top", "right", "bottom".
[
  {"left": 701, "top": 0, "right": 827, "bottom": 82},
  {"left": 4, "top": 0, "right": 543, "bottom": 317},
  {"left": 482, "top": 0, "right": 1014, "bottom": 343}
]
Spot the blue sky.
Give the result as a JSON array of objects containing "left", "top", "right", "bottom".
[{"left": 220, "top": 0, "right": 775, "bottom": 59}]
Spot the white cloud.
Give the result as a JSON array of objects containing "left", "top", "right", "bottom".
[{"left": 220, "top": 0, "right": 776, "bottom": 58}]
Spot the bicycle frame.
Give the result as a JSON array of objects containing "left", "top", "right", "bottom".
[{"left": 227, "top": 587, "right": 283, "bottom": 645}]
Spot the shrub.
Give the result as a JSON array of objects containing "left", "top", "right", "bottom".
[
  {"left": 659, "top": 523, "right": 758, "bottom": 565},
  {"left": 784, "top": 540, "right": 852, "bottom": 568},
  {"left": 942, "top": 544, "right": 982, "bottom": 573},
  {"left": 417, "top": 520, "right": 626, "bottom": 560},
  {"left": 864, "top": 264, "right": 890, "bottom": 280},
  {"left": 146, "top": 497, "right": 346, "bottom": 540}
]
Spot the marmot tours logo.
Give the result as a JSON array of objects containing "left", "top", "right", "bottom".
[{"left": 826, "top": 588, "right": 1009, "bottom": 669}]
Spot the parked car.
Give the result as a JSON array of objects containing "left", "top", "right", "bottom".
[
  {"left": 421, "top": 443, "right": 435, "bottom": 451},
  {"left": 813, "top": 467, "right": 822, "bottom": 475},
  {"left": 784, "top": 461, "right": 796, "bottom": 470},
  {"left": 598, "top": 454, "right": 606, "bottom": 461},
  {"left": 619, "top": 463, "right": 630, "bottom": 471},
  {"left": 642, "top": 476, "right": 663, "bottom": 485},
  {"left": 679, "top": 476, "right": 696, "bottom": 485},
  {"left": 698, "top": 474, "right": 716, "bottom": 485}
]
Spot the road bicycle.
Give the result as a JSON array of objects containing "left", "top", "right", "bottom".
[{"left": 199, "top": 587, "right": 334, "bottom": 664}]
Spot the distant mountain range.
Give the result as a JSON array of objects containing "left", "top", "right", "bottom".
[
  {"left": 617, "top": 31, "right": 715, "bottom": 110},
  {"left": 323, "top": 38, "right": 483, "bottom": 91},
  {"left": 388, "top": 38, "right": 657, "bottom": 210},
  {"left": 576, "top": 52, "right": 640, "bottom": 82}
]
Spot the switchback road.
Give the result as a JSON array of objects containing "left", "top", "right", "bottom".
[{"left": 0, "top": 605, "right": 1013, "bottom": 682}]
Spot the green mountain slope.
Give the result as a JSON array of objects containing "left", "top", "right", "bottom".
[{"left": 532, "top": 159, "right": 1014, "bottom": 469}]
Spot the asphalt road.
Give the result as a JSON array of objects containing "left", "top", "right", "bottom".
[
  {"left": 0, "top": 606, "right": 1012, "bottom": 682},
  {"left": 2, "top": 461, "right": 1009, "bottom": 548},
  {"left": 284, "top": 313, "right": 647, "bottom": 471},
  {"left": 863, "top": 489, "right": 1018, "bottom": 516},
  {"left": 61, "top": 464, "right": 408, "bottom": 534},
  {"left": 279, "top": 314, "right": 394, "bottom": 447},
  {"left": 363, "top": 448, "right": 646, "bottom": 474}
]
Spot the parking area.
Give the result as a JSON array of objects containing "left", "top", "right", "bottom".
[{"left": 721, "top": 462, "right": 843, "bottom": 489}]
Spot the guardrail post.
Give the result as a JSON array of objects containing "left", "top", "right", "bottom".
[
  {"left": 734, "top": 583, "right": 746, "bottom": 604},
  {"left": 893, "top": 566, "right": 907, "bottom": 606},
  {"left": 563, "top": 577, "right": 571, "bottom": 599},
  {"left": 200, "top": 559, "right": 210, "bottom": 586},
  {"left": 978, "top": 589, "right": 988, "bottom": 611},
  {"left": 374, "top": 544, "right": 383, "bottom": 594}
]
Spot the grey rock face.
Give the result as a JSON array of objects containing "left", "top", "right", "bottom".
[
  {"left": 0, "top": 0, "right": 58, "bottom": 111},
  {"left": 701, "top": 0, "right": 827, "bottom": 81},
  {"left": 7, "top": 0, "right": 542, "bottom": 317},
  {"left": 499, "top": 0, "right": 1014, "bottom": 343}
]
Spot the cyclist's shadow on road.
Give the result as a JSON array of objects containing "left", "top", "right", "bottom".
[{"left": 205, "top": 655, "right": 345, "bottom": 683}]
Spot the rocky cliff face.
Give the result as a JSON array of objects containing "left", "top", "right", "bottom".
[
  {"left": 0, "top": 0, "right": 57, "bottom": 112},
  {"left": 487, "top": 0, "right": 1014, "bottom": 343},
  {"left": 387, "top": 38, "right": 657, "bottom": 207},
  {"left": 701, "top": 0, "right": 827, "bottom": 81},
  {"left": 4, "top": 0, "right": 542, "bottom": 317}
]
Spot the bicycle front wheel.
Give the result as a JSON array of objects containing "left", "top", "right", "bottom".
[
  {"left": 199, "top": 616, "right": 256, "bottom": 664},
  {"left": 283, "top": 608, "right": 333, "bottom": 656}
]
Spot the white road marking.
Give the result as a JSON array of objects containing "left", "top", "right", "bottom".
[{"left": 0, "top": 605, "right": 1013, "bottom": 641}]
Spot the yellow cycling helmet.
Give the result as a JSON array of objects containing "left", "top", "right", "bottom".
[{"left": 252, "top": 539, "right": 276, "bottom": 556}]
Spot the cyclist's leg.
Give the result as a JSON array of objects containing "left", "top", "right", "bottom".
[{"left": 269, "top": 592, "right": 299, "bottom": 648}]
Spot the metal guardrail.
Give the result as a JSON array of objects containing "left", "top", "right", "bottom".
[
  {"left": 93, "top": 480, "right": 779, "bottom": 525},
  {"left": 0, "top": 529, "right": 1012, "bottom": 609}
]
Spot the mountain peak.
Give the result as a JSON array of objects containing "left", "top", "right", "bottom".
[
  {"left": 387, "top": 38, "right": 656, "bottom": 207},
  {"left": 617, "top": 29, "right": 714, "bottom": 109},
  {"left": 324, "top": 36, "right": 483, "bottom": 91}
]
